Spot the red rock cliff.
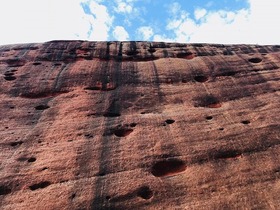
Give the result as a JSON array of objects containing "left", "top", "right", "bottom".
[{"left": 0, "top": 41, "right": 280, "bottom": 209}]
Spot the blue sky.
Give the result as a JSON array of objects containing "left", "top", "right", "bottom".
[{"left": 0, "top": 0, "right": 279, "bottom": 45}]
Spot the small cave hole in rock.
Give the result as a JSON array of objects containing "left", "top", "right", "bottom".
[
  {"left": 28, "top": 157, "right": 36, "bottom": 163},
  {"left": 219, "top": 128, "right": 224, "bottom": 131},
  {"left": 4, "top": 76, "right": 16, "bottom": 81},
  {"left": 0, "top": 185, "right": 12, "bottom": 195},
  {"left": 206, "top": 116, "right": 213, "bottom": 120},
  {"left": 33, "top": 62, "right": 42, "bottom": 66},
  {"left": 198, "top": 96, "right": 222, "bottom": 108},
  {"left": 114, "top": 128, "right": 133, "bottom": 137},
  {"left": 148, "top": 48, "right": 156, "bottom": 53},
  {"left": 10, "top": 141, "right": 23, "bottom": 147},
  {"left": 248, "top": 58, "right": 262, "bottom": 63},
  {"left": 151, "top": 159, "right": 186, "bottom": 177},
  {"left": 105, "top": 196, "right": 111, "bottom": 200},
  {"left": 137, "top": 186, "right": 153, "bottom": 200},
  {"left": 194, "top": 75, "right": 209, "bottom": 83},
  {"left": 4, "top": 72, "right": 14, "bottom": 76},
  {"left": 35, "top": 105, "right": 50, "bottom": 110},
  {"left": 241, "top": 120, "right": 251, "bottom": 125},
  {"left": 165, "top": 119, "right": 175, "bottom": 124},
  {"left": 70, "top": 193, "right": 76, "bottom": 200},
  {"left": 29, "top": 181, "right": 51, "bottom": 191},
  {"left": 130, "top": 123, "right": 137, "bottom": 127},
  {"left": 98, "top": 172, "right": 106, "bottom": 177}
]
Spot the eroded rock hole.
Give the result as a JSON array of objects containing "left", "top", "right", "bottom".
[
  {"left": 177, "top": 52, "right": 195, "bottom": 59},
  {"left": 206, "top": 116, "right": 213, "bottom": 120},
  {"left": 165, "top": 119, "right": 175, "bottom": 124},
  {"left": 70, "top": 193, "right": 76, "bottom": 200},
  {"left": 151, "top": 159, "right": 186, "bottom": 177},
  {"left": 114, "top": 128, "right": 133, "bottom": 137},
  {"left": 29, "top": 181, "right": 51, "bottom": 191},
  {"left": 4, "top": 72, "right": 14, "bottom": 76},
  {"left": 0, "top": 185, "right": 11, "bottom": 195},
  {"left": 130, "top": 123, "right": 137, "bottom": 127},
  {"left": 28, "top": 157, "right": 36, "bottom": 162},
  {"left": 137, "top": 186, "right": 153, "bottom": 200},
  {"left": 10, "top": 141, "right": 23, "bottom": 147},
  {"left": 4, "top": 76, "right": 16, "bottom": 81},
  {"left": 35, "top": 105, "right": 50, "bottom": 110},
  {"left": 248, "top": 58, "right": 262, "bottom": 63},
  {"left": 194, "top": 75, "right": 209, "bottom": 83},
  {"left": 33, "top": 62, "right": 42, "bottom": 66},
  {"left": 148, "top": 48, "right": 156, "bottom": 53},
  {"left": 197, "top": 96, "right": 222, "bottom": 108},
  {"left": 98, "top": 172, "right": 106, "bottom": 177},
  {"left": 41, "top": 167, "right": 48, "bottom": 171},
  {"left": 241, "top": 120, "right": 250, "bottom": 125}
]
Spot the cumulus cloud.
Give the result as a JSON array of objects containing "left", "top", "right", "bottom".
[
  {"left": 168, "top": 2, "right": 182, "bottom": 16},
  {"left": 113, "top": 26, "right": 129, "bottom": 40},
  {"left": 86, "top": 1, "right": 114, "bottom": 41},
  {"left": 114, "top": 0, "right": 138, "bottom": 14},
  {"left": 153, "top": 34, "right": 175, "bottom": 43},
  {"left": 0, "top": 0, "right": 113, "bottom": 44},
  {"left": 163, "top": 0, "right": 280, "bottom": 44},
  {"left": 194, "top": 8, "right": 207, "bottom": 20},
  {"left": 137, "top": 26, "right": 154, "bottom": 40},
  {"left": 115, "top": 1, "right": 133, "bottom": 13}
]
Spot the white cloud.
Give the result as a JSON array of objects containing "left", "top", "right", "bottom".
[
  {"left": 113, "top": 26, "right": 129, "bottom": 41},
  {"left": 194, "top": 8, "right": 207, "bottom": 20},
  {"left": 168, "top": 2, "right": 181, "bottom": 16},
  {"left": 0, "top": 0, "right": 113, "bottom": 44},
  {"left": 115, "top": 1, "right": 133, "bottom": 13},
  {"left": 162, "top": 0, "right": 280, "bottom": 44},
  {"left": 114, "top": 0, "right": 138, "bottom": 14},
  {"left": 137, "top": 26, "right": 154, "bottom": 40},
  {"left": 86, "top": 1, "right": 114, "bottom": 41},
  {"left": 153, "top": 35, "right": 174, "bottom": 43}
]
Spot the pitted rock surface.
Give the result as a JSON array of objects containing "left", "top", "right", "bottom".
[{"left": 0, "top": 41, "right": 280, "bottom": 209}]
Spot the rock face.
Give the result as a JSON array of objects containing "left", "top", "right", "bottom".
[{"left": 0, "top": 41, "right": 280, "bottom": 209}]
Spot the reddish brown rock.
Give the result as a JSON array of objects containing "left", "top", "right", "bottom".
[{"left": 0, "top": 41, "right": 280, "bottom": 209}]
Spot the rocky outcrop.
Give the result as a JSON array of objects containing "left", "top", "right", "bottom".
[{"left": 0, "top": 41, "right": 280, "bottom": 209}]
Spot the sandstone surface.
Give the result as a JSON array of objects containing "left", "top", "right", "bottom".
[{"left": 0, "top": 41, "right": 280, "bottom": 209}]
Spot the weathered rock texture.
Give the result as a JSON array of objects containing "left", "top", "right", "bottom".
[{"left": 0, "top": 41, "right": 280, "bottom": 209}]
